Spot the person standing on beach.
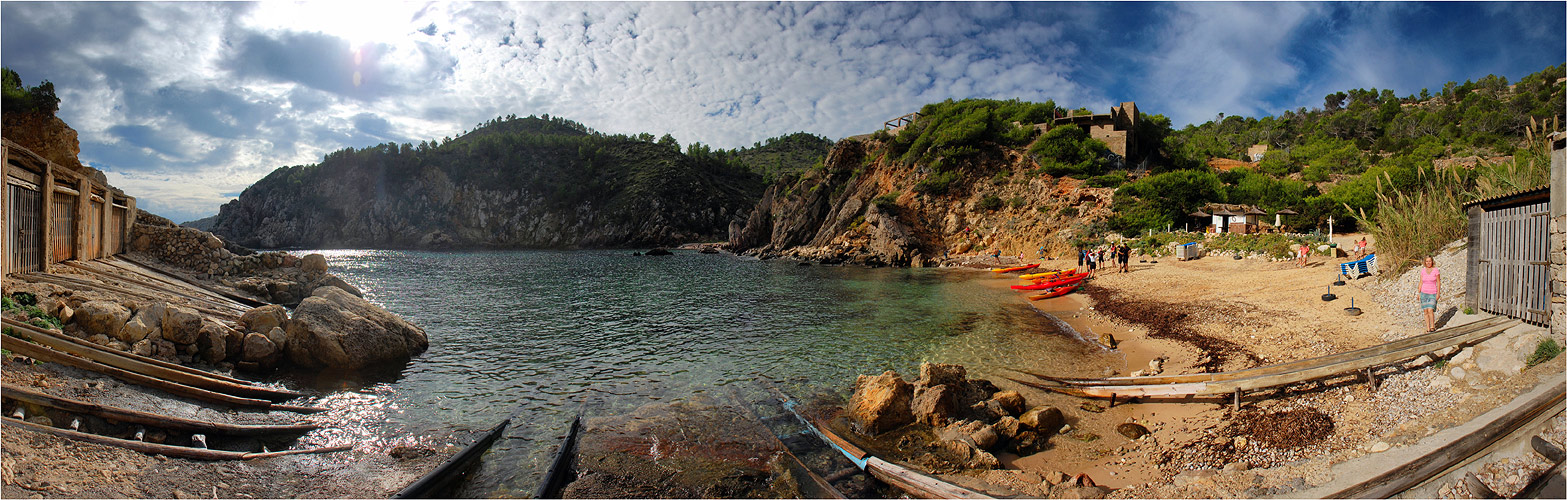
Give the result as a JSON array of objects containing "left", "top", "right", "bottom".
[
  {"left": 1087, "top": 249, "right": 1097, "bottom": 276},
  {"left": 1119, "top": 244, "right": 1130, "bottom": 273},
  {"left": 1419, "top": 256, "right": 1441, "bottom": 332},
  {"left": 1078, "top": 246, "right": 1086, "bottom": 270},
  {"left": 1297, "top": 243, "right": 1309, "bottom": 267}
]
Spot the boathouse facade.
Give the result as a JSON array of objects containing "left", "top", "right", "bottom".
[
  {"left": 1, "top": 138, "right": 135, "bottom": 276},
  {"left": 1462, "top": 129, "right": 1562, "bottom": 329}
]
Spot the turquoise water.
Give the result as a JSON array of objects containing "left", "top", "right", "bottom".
[{"left": 289, "top": 249, "right": 1109, "bottom": 497}]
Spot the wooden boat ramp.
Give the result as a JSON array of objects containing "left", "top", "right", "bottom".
[{"left": 1008, "top": 316, "right": 1523, "bottom": 408}]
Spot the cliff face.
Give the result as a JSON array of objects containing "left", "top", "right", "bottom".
[
  {"left": 211, "top": 117, "right": 764, "bottom": 249},
  {"left": 729, "top": 137, "right": 1115, "bottom": 267},
  {"left": 1, "top": 111, "right": 97, "bottom": 178}
]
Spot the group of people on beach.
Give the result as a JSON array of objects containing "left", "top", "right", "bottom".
[{"left": 1078, "top": 244, "right": 1130, "bottom": 275}]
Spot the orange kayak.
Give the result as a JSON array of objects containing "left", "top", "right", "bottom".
[
  {"left": 1028, "top": 284, "right": 1079, "bottom": 300},
  {"left": 1026, "top": 273, "right": 1087, "bottom": 289},
  {"left": 990, "top": 263, "right": 1040, "bottom": 273},
  {"left": 1020, "top": 268, "right": 1076, "bottom": 280}
]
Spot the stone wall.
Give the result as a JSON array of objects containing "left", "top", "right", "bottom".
[{"left": 1549, "top": 132, "right": 1564, "bottom": 337}]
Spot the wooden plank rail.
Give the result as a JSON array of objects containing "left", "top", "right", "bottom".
[
  {"left": 1326, "top": 379, "right": 1565, "bottom": 498},
  {"left": 1, "top": 417, "right": 348, "bottom": 461},
  {"left": 2, "top": 318, "right": 281, "bottom": 389},
  {"left": 1021, "top": 316, "right": 1513, "bottom": 387},
  {"left": 1, "top": 383, "right": 318, "bottom": 436},
  {"left": 0, "top": 335, "right": 322, "bottom": 414},
  {"left": 1013, "top": 318, "right": 1521, "bottom": 399},
  {"left": 762, "top": 382, "right": 993, "bottom": 499},
  {"left": 18, "top": 272, "right": 242, "bottom": 321},
  {"left": 2, "top": 319, "right": 306, "bottom": 401},
  {"left": 115, "top": 255, "right": 270, "bottom": 308},
  {"left": 729, "top": 387, "right": 846, "bottom": 500},
  {"left": 64, "top": 260, "right": 247, "bottom": 314},
  {"left": 97, "top": 257, "right": 252, "bottom": 309}
]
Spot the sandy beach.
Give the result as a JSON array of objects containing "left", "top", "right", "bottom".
[{"left": 961, "top": 239, "right": 1565, "bottom": 498}]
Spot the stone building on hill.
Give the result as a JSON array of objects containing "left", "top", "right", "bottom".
[{"left": 1048, "top": 102, "right": 1140, "bottom": 158}]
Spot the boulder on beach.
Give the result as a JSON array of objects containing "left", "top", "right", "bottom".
[
  {"left": 1020, "top": 406, "right": 1065, "bottom": 434},
  {"left": 161, "top": 305, "right": 203, "bottom": 345},
  {"left": 239, "top": 305, "right": 288, "bottom": 334},
  {"left": 911, "top": 384, "right": 959, "bottom": 426},
  {"left": 75, "top": 301, "right": 130, "bottom": 339},
  {"left": 284, "top": 287, "right": 429, "bottom": 371},
  {"left": 847, "top": 370, "right": 914, "bottom": 435},
  {"left": 119, "top": 303, "right": 163, "bottom": 343}
]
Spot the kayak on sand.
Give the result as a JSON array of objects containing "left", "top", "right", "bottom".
[{"left": 989, "top": 263, "right": 1040, "bottom": 273}]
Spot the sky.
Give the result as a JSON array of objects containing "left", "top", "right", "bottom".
[{"left": 2, "top": 2, "right": 1563, "bottom": 223}]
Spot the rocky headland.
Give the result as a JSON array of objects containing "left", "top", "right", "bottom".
[{"left": 728, "top": 136, "right": 1115, "bottom": 267}]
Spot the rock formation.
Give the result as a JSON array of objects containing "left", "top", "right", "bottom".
[{"left": 729, "top": 136, "right": 1115, "bottom": 267}]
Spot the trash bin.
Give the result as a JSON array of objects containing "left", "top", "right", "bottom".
[{"left": 1176, "top": 242, "right": 1201, "bottom": 261}]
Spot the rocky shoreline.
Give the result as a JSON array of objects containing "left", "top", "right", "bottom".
[{"left": 1, "top": 212, "right": 437, "bottom": 498}]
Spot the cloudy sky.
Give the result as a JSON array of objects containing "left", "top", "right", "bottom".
[{"left": 3, "top": 2, "right": 1562, "bottom": 223}]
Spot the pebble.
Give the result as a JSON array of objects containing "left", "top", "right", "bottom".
[{"left": 1369, "top": 441, "right": 1390, "bottom": 453}]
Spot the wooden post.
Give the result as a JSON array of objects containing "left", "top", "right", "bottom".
[
  {"left": 39, "top": 163, "right": 53, "bottom": 266},
  {"left": 121, "top": 197, "right": 136, "bottom": 254},
  {"left": 74, "top": 178, "right": 89, "bottom": 260},
  {"left": 100, "top": 188, "right": 111, "bottom": 258},
  {"left": 1232, "top": 389, "right": 1242, "bottom": 412},
  {"left": 1, "top": 143, "right": 9, "bottom": 277},
  {"left": 1466, "top": 205, "right": 1483, "bottom": 311}
]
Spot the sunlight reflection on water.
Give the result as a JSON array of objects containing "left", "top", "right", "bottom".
[{"left": 282, "top": 249, "right": 1108, "bottom": 496}]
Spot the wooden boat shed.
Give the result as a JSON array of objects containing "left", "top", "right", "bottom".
[
  {"left": 1462, "top": 131, "right": 1564, "bottom": 328},
  {"left": 1, "top": 138, "right": 136, "bottom": 277}
]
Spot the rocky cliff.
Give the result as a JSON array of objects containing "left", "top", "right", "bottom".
[
  {"left": 729, "top": 136, "right": 1115, "bottom": 267},
  {"left": 211, "top": 116, "right": 766, "bottom": 249}
]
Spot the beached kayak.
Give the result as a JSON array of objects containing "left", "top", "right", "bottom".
[
  {"left": 1028, "top": 284, "right": 1079, "bottom": 300},
  {"left": 1023, "top": 274, "right": 1087, "bottom": 289},
  {"left": 989, "top": 263, "right": 1040, "bottom": 273},
  {"left": 1019, "top": 268, "right": 1076, "bottom": 280}
]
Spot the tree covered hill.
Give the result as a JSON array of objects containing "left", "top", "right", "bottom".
[
  {"left": 1110, "top": 64, "right": 1565, "bottom": 236},
  {"left": 210, "top": 115, "right": 831, "bottom": 249}
]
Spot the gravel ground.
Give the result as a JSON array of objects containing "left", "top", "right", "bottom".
[{"left": 1358, "top": 241, "right": 1469, "bottom": 338}]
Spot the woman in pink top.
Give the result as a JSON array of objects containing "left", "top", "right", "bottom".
[{"left": 1419, "top": 256, "right": 1441, "bottom": 332}]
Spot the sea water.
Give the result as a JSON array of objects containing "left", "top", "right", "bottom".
[{"left": 288, "top": 249, "right": 1110, "bottom": 496}]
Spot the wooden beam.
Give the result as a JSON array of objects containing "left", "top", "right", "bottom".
[
  {"left": 0, "top": 335, "right": 320, "bottom": 413},
  {"left": 1325, "top": 379, "right": 1565, "bottom": 498},
  {"left": 1, "top": 383, "right": 317, "bottom": 436},
  {"left": 1, "top": 417, "right": 348, "bottom": 461},
  {"left": 1, "top": 319, "right": 304, "bottom": 401}
]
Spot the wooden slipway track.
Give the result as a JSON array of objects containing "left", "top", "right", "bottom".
[{"left": 1008, "top": 316, "right": 1522, "bottom": 402}]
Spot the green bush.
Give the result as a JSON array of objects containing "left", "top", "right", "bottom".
[
  {"left": 1029, "top": 125, "right": 1112, "bottom": 178},
  {"left": 1085, "top": 171, "right": 1129, "bottom": 188},
  {"left": 1129, "top": 231, "right": 1204, "bottom": 257},
  {"left": 872, "top": 192, "right": 900, "bottom": 210},
  {"left": 1205, "top": 233, "right": 1310, "bottom": 259},
  {"left": 914, "top": 171, "right": 961, "bottom": 195},
  {"left": 990, "top": 170, "right": 1011, "bottom": 186},
  {"left": 1060, "top": 206, "right": 1079, "bottom": 217},
  {"left": 978, "top": 194, "right": 1004, "bottom": 211},
  {"left": 1008, "top": 196, "right": 1027, "bottom": 209},
  {"left": 1527, "top": 338, "right": 1562, "bottom": 367},
  {"left": 1, "top": 68, "right": 60, "bottom": 116},
  {"left": 895, "top": 98, "right": 1058, "bottom": 166}
]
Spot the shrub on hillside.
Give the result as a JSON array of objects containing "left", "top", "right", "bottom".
[{"left": 978, "top": 194, "right": 1003, "bottom": 211}]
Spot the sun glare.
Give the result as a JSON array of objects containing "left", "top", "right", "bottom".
[{"left": 244, "top": 1, "right": 419, "bottom": 50}]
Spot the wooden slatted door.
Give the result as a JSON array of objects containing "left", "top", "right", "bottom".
[
  {"left": 85, "top": 198, "right": 104, "bottom": 260},
  {"left": 1476, "top": 202, "right": 1550, "bottom": 325},
  {"left": 50, "top": 192, "right": 76, "bottom": 262},
  {"left": 8, "top": 182, "right": 43, "bottom": 272},
  {"left": 110, "top": 205, "right": 127, "bottom": 255}
]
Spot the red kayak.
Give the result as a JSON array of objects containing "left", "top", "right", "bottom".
[
  {"left": 1014, "top": 273, "right": 1086, "bottom": 290},
  {"left": 1028, "top": 284, "right": 1080, "bottom": 300},
  {"left": 990, "top": 263, "right": 1041, "bottom": 273}
]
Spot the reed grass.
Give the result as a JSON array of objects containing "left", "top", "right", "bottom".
[{"left": 1353, "top": 118, "right": 1556, "bottom": 277}]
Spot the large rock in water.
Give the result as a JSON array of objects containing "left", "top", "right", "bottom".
[
  {"left": 847, "top": 371, "right": 914, "bottom": 435},
  {"left": 284, "top": 287, "right": 428, "bottom": 370}
]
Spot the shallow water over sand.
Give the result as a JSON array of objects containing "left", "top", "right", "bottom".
[{"left": 286, "top": 249, "right": 1110, "bottom": 496}]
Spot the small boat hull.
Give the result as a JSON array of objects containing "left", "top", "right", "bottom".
[{"left": 989, "top": 263, "right": 1040, "bottom": 273}]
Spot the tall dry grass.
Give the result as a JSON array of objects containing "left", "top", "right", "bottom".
[{"left": 1353, "top": 117, "right": 1556, "bottom": 277}]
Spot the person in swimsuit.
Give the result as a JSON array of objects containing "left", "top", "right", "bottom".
[
  {"left": 1419, "top": 256, "right": 1441, "bottom": 332},
  {"left": 1297, "top": 243, "right": 1309, "bottom": 267}
]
